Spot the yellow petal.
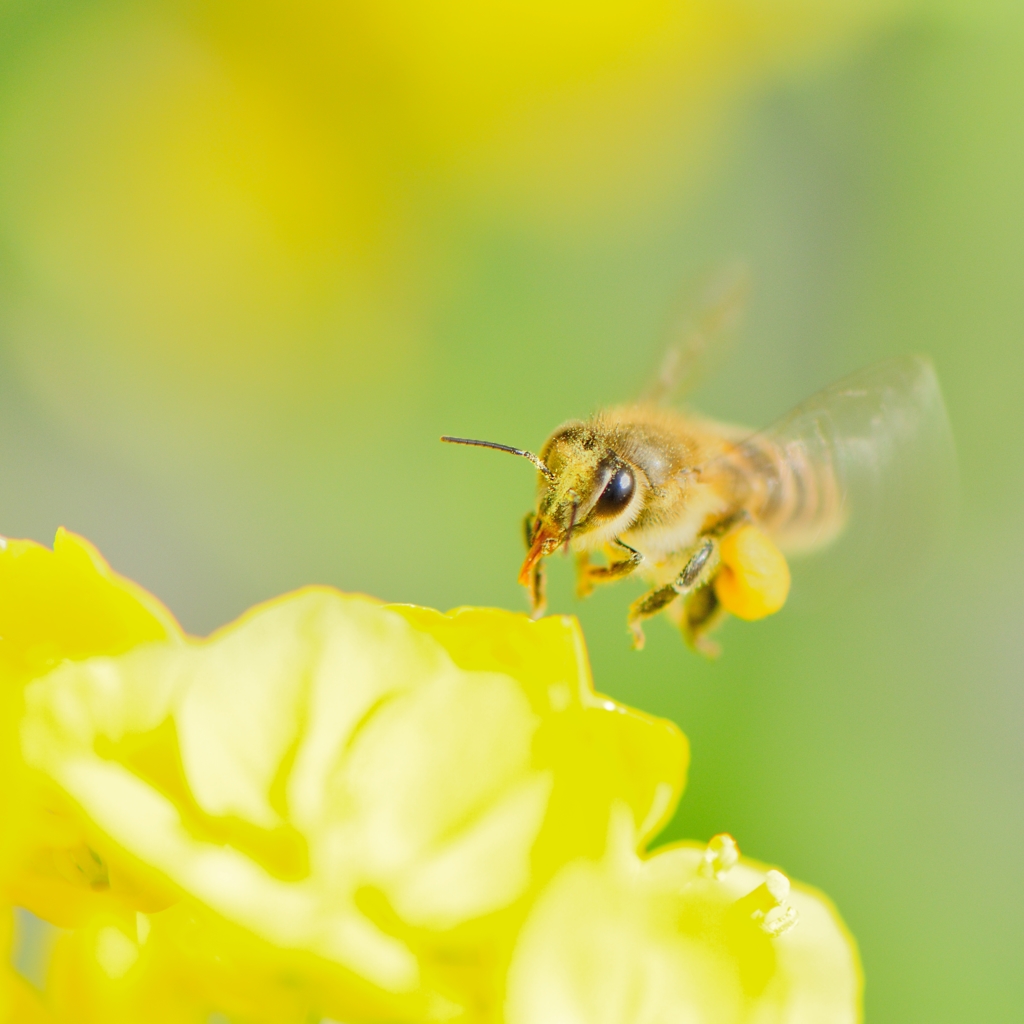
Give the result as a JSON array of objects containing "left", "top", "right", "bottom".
[
  {"left": 0, "top": 905, "right": 56, "bottom": 1024},
  {"left": 391, "top": 607, "right": 688, "bottom": 858},
  {"left": 45, "top": 911, "right": 229, "bottom": 1024},
  {"left": 0, "top": 973, "right": 55, "bottom": 1024},
  {"left": 0, "top": 529, "right": 179, "bottom": 682},
  {"left": 506, "top": 813, "right": 861, "bottom": 1024},
  {"left": 0, "top": 530, "right": 182, "bottom": 926},
  {"left": 22, "top": 588, "right": 688, "bottom": 1020}
]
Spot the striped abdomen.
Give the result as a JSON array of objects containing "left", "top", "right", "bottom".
[{"left": 719, "top": 433, "right": 847, "bottom": 554}]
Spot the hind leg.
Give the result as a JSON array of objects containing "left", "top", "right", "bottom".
[
  {"left": 627, "top": 583, "right": 680, "bottom": 650},
  {"left": 677, "top": 522, "right": 791, "bottom": 653},
  {"left": 679, "top": 585, "right": 727, "bottom": 658}
]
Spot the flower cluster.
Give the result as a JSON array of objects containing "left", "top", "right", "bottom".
[{"left": 1, "top": 530, "right": 860, "bottom": 1023}]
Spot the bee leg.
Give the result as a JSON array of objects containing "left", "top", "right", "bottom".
[
  {"left": 522, "top": 512, "right": 547, "bottom": 618},
  {"left": 527, "top": 559, "right": 547, "bottom": 619},
  {"left": 578, "top": 539, "right": 643, "bottom": 599},
  {"left": 523, "top": 512, "right": 537, "bottom": 548},
  {"left": 680, "top": 585, "right": 725, "bottom": 658},
  {"left": 575, "top": 552, "right": 596, "bottom": 599},
  {"left": 677, "top": 537, "right": 720, "bottom": 590},
  {"left": 627, "top": 584, "right": 679, "bottom": 650},
  {"left": 626, "top": 539, "right": 719, "bottom": 650},
  {"left": 679, "top": 524, "right": 791, "bottom": 655}
]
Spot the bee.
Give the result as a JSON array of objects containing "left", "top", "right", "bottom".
[{"left": 443, "top": 352, "right": 952, "bottom": 655}]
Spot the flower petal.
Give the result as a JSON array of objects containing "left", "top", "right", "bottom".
[
  {"left": 1, "top": 530, "right": 182, "bottom": 927},
  {"left": 506, "top": 814, "right": 861, "bottom": 1024},
  {"left": 21, "top": 589, "right": 688, "bottom": 1019},
  {"left": 0, "top": 529, "right": 179, "bottom": 682}
]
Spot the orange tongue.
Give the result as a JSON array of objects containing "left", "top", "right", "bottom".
[{"left": 518, "top": 526, "right": 558, "bottom": 585}]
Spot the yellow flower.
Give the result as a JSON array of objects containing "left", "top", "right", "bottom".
[
  {"left": 0, "top": 530, "right": 180, "bottom": 928},
  {"left": 4, "top": 529, "right": 859, "bottom": 1023},
  {"left": 14, "top": 532, "right": 685, "bottom": 1021},
  {"left": 0, "top": 907, "right": 54, "bottom": 1023},
  {"left": 506, "top": 815, "right": 860, "bottom": 1024}
]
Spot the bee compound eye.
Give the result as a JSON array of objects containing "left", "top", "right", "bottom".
[{"left": 595, "top": 466, "right": 635, "bottom": 515}]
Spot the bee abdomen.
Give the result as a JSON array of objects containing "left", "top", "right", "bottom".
[{"left": 726, "top": 435, "right": 846, "bottom": 553}]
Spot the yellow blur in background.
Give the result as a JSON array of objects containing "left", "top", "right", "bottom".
[{"left": 0, "top": 0, "right": 896, "bottom": 480}]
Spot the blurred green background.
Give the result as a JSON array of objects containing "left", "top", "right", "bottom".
[{"left": 1, "top": 1, "right": 1021, "bottom": 1020}]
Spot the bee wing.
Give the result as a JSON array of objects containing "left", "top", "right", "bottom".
[
  {"left": 716, "top": 355, "right": 957, "bottom": 590},
  {"left": 641, "top": 263, "right": 750, "bottom": 405}
]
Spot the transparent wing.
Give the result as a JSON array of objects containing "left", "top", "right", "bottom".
[
  {"left": 712, "top": 355, "right": 958, "bottom": 595},
  {"left": 641, "top": 263, "right": 750, "bottom": 405}
]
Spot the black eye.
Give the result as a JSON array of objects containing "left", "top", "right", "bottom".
[{"left": 594, "top": 466, "right": 635, "bottom": 515}]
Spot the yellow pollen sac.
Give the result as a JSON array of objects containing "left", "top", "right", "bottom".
[{"left": 713, "top": 525, "right": 791, "bottom": 621}]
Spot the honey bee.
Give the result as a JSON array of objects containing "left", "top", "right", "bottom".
[{"left": 443, "top": 352, "right": 952, "bottom": 655}]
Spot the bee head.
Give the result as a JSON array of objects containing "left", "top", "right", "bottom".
[
  {"left": 439, "top": 427, "right": 644, "bottom": 588},
  {"left": 518, "top": 422, "right": 643, "bottom": 583}
]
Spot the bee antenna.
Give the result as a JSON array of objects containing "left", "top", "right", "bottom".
[{"left": 441, "top": 436, "right": 555, "bottom": 481}]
